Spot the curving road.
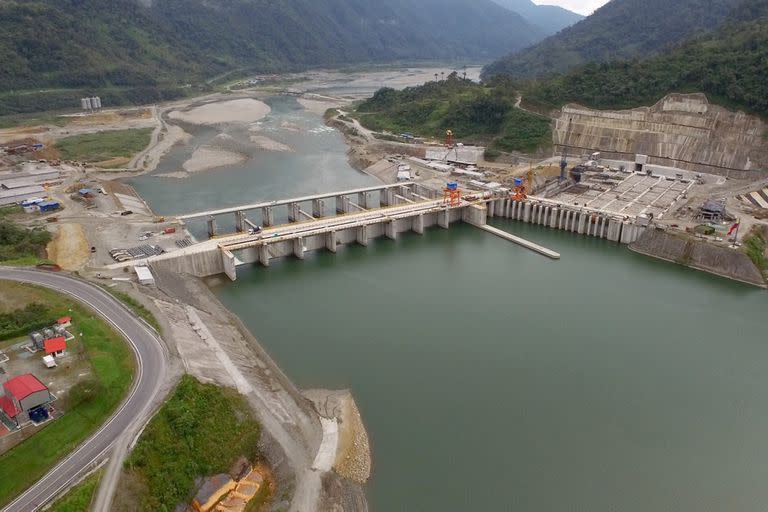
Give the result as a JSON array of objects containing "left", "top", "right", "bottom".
[{"left": 0, "top": 268, "right": 169, "bottom": 512}]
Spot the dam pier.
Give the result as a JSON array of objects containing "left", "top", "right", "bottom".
[{"left": 131, "top": 182, "right": 650, "bottom": 281}]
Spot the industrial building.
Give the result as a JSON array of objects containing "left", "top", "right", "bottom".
[
  {"left": 0, "top": 374, "right": 53, "bottom": 429},
  {"left": 0, "top": 168, "right": 60, "bottom": 206},
  {"left": 134, "top": 265, "right": 155, "bottom": 285},
  {"left": 698, "top": 199, "right": 727, "bottom": 221},
  {"left": 425, "top": 145, "right": 482, "bottom": 165}
]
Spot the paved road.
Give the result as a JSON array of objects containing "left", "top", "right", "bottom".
[{"left": 0, "top": 268, "right": 169, "bottom": 512}]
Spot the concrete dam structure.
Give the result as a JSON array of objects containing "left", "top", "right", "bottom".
[
  {"left": 485, "top": 196, "right": 646, "bottom": 244},
  {"left": 554, "top": 93, "right": 768, "bottom": 178},
  {"left": 139, "top": 183, "right": 648, "bottom": 281}
]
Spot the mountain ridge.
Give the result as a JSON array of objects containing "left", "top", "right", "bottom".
[
  {"left": 0, "top": 0, "right": 542, "bottom": 93},
  {"left": 482, "top": 0, "right": 747, "bottom": 79},
  {"left": 491, "top": 0, "right": 583, "bottom": 35}
]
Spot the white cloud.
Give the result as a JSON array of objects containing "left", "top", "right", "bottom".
[{"left": 532, "top": 0, "right": 610, "bottom": 16}]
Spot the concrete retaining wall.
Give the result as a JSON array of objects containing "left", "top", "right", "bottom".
[
  {"left": 151, "top": 245, "right": 225, "bottom": 276},
  {"left": 629, "top": 229, "right": 766, "bottom": 287}
]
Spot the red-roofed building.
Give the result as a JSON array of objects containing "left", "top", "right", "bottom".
[
  {"left": 44, "top": 336, "right": 67, "bottom": 357},
  {"left": 0, "top": 395, "right": 20, "bottom": 419},
  {"left": 56, "top": 317, "right": 72, "bottom": 327},
  {"left": 0, "top": 374, "right": 52, "bottom": 428}
]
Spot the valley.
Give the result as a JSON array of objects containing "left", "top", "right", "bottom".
[{"left": 0, "top": 0, "right": 767, "bottom": 510}]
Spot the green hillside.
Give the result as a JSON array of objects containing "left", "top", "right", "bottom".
[
  {"left": 0, "top": 0, "right": 543, "bottom": 114},
  {"left": 519, "top": 15, "right": 768, "bottom": 118},
  {"left": 355, "top": 74, "right": 552, "bottom": 153},
  {"left": 482, "top": 0, "right": 745, "bottom": 79}
]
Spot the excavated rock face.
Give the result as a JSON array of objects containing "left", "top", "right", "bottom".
[{"left": 554, "top": 93, "right": 768, "bottom": 178}]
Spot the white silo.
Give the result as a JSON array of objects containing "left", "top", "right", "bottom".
[
  {"left": 93, "top": 96, "right": 102, "bottom": 109},
  {"left": 81, "top": 97, "right": 90, "bottom": 110}
]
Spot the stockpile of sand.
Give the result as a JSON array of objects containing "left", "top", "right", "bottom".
[{"left": 169, "top": 99, "right": 271, "bottom": 125}]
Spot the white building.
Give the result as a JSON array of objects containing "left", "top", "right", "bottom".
[{"left": 134, "top": 266, "right": 155, "bottom": 286}]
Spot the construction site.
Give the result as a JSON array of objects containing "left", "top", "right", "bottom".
[{"left": 0, "top": 72, "right": 767, "bottom": 512}]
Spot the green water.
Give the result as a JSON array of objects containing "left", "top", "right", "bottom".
[
  {"left": 215, "top": 221, "right": 768, "bottom": 511},
  {"left": 130, "top": 87, "right": 768, "bottom": 511}
]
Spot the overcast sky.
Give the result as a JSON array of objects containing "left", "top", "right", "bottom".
[{"left": 533, "top": 0, "right": 610, "bottom": 15}]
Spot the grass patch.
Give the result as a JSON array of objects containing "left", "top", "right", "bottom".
[
  {"left": 55, "top": 128, "right": 152, "bottom": 164},
  {"left": 104, "top": 288, "right": 161, "bottom": 332},
  {"left": 0, "top": 217, "right": 52, "bottom": 264},
  {"left": 47, "top": 470, "right": 102, "bottom": 512},
  {"left": 0, "top": 205, "right": 23, "bottom": 218},
  {"left": 0, "top": 255, "right": 53, "bottom": 267},
  {"left": 0, "top": 282, "right": 135, "bottom": 508},
  {"left": 123, "top": 376, "right": 261, "bottom": 511},
  {"left": 0, "top": 112, "right": 70, "bottom": 129},
  {"left": 743, "top": 229, "right": 767, "bottom": 276}
]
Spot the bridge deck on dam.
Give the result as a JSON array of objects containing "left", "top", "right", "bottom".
[
  {"left": 108, "top": 184, "right": 651, "bottom": 281},
  {"left": 133, "top": 196, "right": 489, "bottom": 280},
  {"left": 175, "top": 182, "right": 428, "bottom": 220}
]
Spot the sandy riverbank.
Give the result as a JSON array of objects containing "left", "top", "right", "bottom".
[
  {"left": 169, "top": 98, "right": 271, "bottom": 125},
  {"left": 298, "top": 97, "right": 345, "bottom": 115}
]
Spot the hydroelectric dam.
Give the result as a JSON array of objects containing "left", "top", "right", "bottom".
[{"left": 129, "top": 182, "right": 650, "bottom": 281}]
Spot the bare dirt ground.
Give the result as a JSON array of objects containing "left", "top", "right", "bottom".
[
  {"left": 46, "top": 223, "right": 90, "bottom": 270},
  {"left": 0, "top": 108, "right": 155, "bottom": 147}
]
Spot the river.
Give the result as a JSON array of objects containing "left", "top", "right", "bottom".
[{"left": 131, "top": 71, "right": 768, "bottom": 511}]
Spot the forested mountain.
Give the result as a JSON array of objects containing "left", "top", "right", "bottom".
[
  {"left": 482, "top": 0, "right": 747, "bottom": 79},
  {"left": 516, "top": 2, "right": 768, "bottom": 118},
  {"left": 491, "top": 0, "right": 583, "bottom": 35},
  {"left": 355, "top": 73, "right": 552, "bottom": 153},
  {"left": 0, "top": 0, "right": 541, "bottom": 93}
]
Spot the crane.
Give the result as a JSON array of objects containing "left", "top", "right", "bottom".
[{"left": 559, "top": 116, "right": 573, "bottom": 182}]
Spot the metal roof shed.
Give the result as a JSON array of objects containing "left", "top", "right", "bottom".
[
  {"left": 134, "top": 266, "right": 155, "bottom": 285},
  {"left": 2, "top": 374, "right": 51, "bottom": 413}
]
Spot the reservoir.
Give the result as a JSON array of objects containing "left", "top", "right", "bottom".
[{"left": 131, "top": 79, "right": 768, "bottom": 511}]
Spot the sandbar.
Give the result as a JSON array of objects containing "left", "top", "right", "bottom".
[
  {"left": 249, "top": 135, "right": 293, "bottom": 152},
  {"left": 183, "top": 147, "right": 247, "bottom": 173},
  {"left": 170, "top": 99, "right": 271, "bottom": 125}
]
